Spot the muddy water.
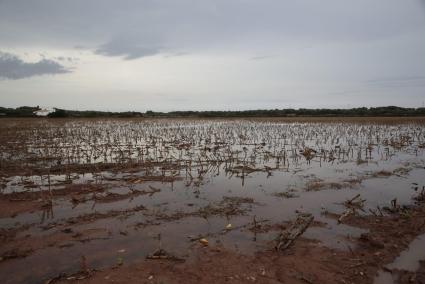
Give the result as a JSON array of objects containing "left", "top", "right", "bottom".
[
  {"left": 0, "top": 120, "right": 424, "bottom": 283},
  {"left": 374, "top": 233, "right": 425, "bottom": 284}
]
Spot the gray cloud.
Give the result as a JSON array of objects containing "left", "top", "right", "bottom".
[
  {"left": 366, "top": 75, "right": 425, "bottom": 84},
  {"left": 250, "top": 55, "right": 276, "bottom": 61},
  {"left": 1, "top": 0, "right": 425, "bottom": 59},
  {"left": 0, "top": 51, "right": 70, "bottom": 80},
  {"left": 366, "top": 76, "right": 425, "bottom": 89},
  {"left": 95, "top": 38, "right": 163, "bottom": 60},
  {"left": 0, "top": 0, "right": 425, "bottom": 110},
  {"left": 55, "top": 56, "right": 78, "bottom": 63}
]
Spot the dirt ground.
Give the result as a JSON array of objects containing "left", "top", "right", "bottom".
[{"left": 39, "top": 202, "right": 425, "bottom": 284}]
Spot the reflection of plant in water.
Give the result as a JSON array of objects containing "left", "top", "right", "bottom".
[
  {"left": 40, "top": 199, "right": 54, "bottom": 223},
  {"left": 0, "top": 119, "right": 423, "bottom": 199},
  {"left": 1, "top": 120, "right": 423, "bottom": 179}
]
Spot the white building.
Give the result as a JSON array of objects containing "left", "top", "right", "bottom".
[{"left": 34, "top": 108, "right": 54, "bottom": 116}]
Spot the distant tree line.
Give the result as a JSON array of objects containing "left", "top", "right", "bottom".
[
  {"left": 46, "top": 108, "right": 144, "bottom": 118},
  {"left": 125, "top": 106, "right": 425, "bottom": 118},
  {"left": 1, "top": 106, "right": 425, "bottom": 118},
  {"left": 0, "top": 106, "right": 41, "bottom": 117}
]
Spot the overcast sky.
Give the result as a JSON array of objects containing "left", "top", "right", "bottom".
[{"left": 1, "top": 0, "right": 425, "bottom": 111}]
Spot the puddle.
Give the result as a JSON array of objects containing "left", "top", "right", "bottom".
[{"left": 375, "top": 233, "right": 425, "bottom": 284}]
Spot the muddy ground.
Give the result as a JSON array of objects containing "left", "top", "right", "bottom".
[
  {"left": 44, "top": 201, "right": 425, "bottom": 284},
  {"left": 0, "top": 117, "right": 425, "bottom": 284},
  {"left": 2, "top": 187, "right": 425, "bottom": 284}
]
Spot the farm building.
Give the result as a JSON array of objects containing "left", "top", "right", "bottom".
[{"left": 34, "top": 108, "right": 54, "bottom": 116}]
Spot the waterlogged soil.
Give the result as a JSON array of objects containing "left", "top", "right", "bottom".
[
  {"left": 52, "top": 204, "right": 425, "bottom": 284},
  {"left": 0, "top": 117, "right": 425, "bottom": 284}
]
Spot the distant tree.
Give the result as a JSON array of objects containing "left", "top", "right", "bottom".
[{"left": 48, "top": 108, "right": 68, "bottom": 118}]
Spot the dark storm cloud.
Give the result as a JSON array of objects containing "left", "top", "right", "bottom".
[{"left": 0, "top": 51, "right": 70, "bottom": 80}]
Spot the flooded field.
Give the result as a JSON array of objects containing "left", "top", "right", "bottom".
[{"left": 1, "top": 117, "right": 425, "bottom": 284}]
